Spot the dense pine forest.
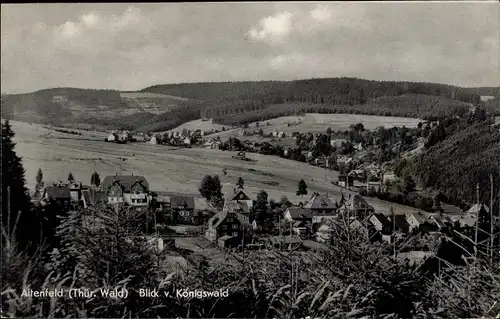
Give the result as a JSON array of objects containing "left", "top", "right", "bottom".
[{"left": 209, "top": 95, "right": 472, "bottom": 126}]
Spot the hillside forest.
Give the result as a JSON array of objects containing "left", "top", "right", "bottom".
[{"left": 1, "top": 78, "right": 499, "bottom": 132}]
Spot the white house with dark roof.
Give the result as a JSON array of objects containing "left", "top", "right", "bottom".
[{"left": 101, "top": 174, "right": 150, "bottom": 208}]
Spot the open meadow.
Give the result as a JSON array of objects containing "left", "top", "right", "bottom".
[
  {"left": 120, "top": 92, "right": 201, "bottom": 115},
  {"left": 203, "top": 113, "right": 422, "bottom": 140},
  {"left": 163, "top": 118, "right": 232, "bottom": 135},
  {"left": 10, "top": 120, "right": 420, "bottom": 215}
]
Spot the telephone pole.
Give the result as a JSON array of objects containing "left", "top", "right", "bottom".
[
  {"left": 490, "top": 174, "right": 494, "bottom": 265},
  {"left": 7, "top": 186, "right": 11, "bottom": 243},
  {"left": 474, "top": 183, "right": 480, "bottom": 257}
]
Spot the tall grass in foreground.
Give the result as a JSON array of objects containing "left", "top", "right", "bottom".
[{"left": 2, "top": 207, "right": 499, "bottom": 318}]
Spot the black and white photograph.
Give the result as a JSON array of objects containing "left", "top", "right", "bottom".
[{"left": 1, "top": 2, "right": 499, "bottom": 318}]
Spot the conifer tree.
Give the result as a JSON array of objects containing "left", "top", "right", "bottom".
[
  {"left": 91, "top": 171, "right": 101, "bottom": 187},
  {"left": 237, "top": 177, "right": 244, "bottom": 189},
  {"left": 35, "top": 168, "right": 44, "bottom": 195},
  {"left": 296, "top": 179, "right": 308, "bottom": 197},
  {"left": 1, "top": 120, "right": 33, "bottom": 249}
]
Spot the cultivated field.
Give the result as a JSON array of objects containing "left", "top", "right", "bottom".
[
  {"left": 11, "top": 121, "right": 420, "bottom": 215},
  {"left": 120, "top": 92, "right": 200, "bottom": 115},
  {"left": 204, "top": 113, "right": 422, "bottom": 140}
]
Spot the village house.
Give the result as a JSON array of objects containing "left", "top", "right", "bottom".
[
  {"left": 405, "top": 212, "right": 430, "bottom": 233},
  {"left": 117, "top": 131, "right": 130, "bottom": 143},
  {"left": 304, "top": 192, "right": 337, "bottom": 216},
  {"left": 314, "top": 222, "right": 335, "bottom": 243},
  {"left": 132, "top": 133, "right": 146, "bottom": 142},
  {"left": 429, "top": 213, "right": 454, "bottom": 231},
  {"left": 284, "top": 207, "right": 312, "bottom": 223},
  {"left": 339, "top": 194, "right": 375, "bottom": 220},
  {"left": 368, "top": 213, "right": 393, "bottom": 234},
  {"left": 284, "top": 207, "right": 313, "bottom": 238},
  {"left": 312, "top": 212, "right": 337, "bottom": 225},
  {"left": 171, "top": 195, "right": 196, "bottom": 222},
  {"left": 393, "top": 214, "right": 411, "bottom": 234},
  {"left": 68, "top": 181, "right": 83, "bottom": 203},
  {"left": 348, "top": 169, "right": 367, "bottom": 182},
  {"left": 338, "top": 173, "right": 354, "bottom": 188},
  {"left": 224, "top": 187, "right": 253, "bottom": 213},
  {"left": 382, "top": 171, "right": 396, "bottom": 185},
  {"left": 106, "top": 133, "right": 117, "bottom": 142},
  {"left": 101, "top": 175, "right": 150, "bottom": 209},
  {"left": 149, "top": 135, "right": 158, "bottom": 145},
  {"left": 205, "top": 201, "right": 249, "bottom": 246},
  {"left": 330, "top": 139, "right": 347, "bottom": 148},
  {"left": 204, "top": 138, "right": 222, "bottom": 149},
  {"left": 40, "top": 184, "right": 71, "bottom": 211}
]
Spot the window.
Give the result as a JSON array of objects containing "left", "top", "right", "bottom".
[
  {"left": 221, "top": 225, "right": 227, "bottom": 230},
  {"left": 226, "top": 217, "right": 232, "bottom": 222},
  {"left": 232, "top": 232, "right": 239, "bottom": 237},
  {"left": 232, "top": 224, "right": 239, "bottom": 230}
]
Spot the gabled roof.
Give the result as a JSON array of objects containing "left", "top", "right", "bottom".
[
  {"left": 341, "top": 194, "right": 374, "bottom": 212},
  {"left": 304, "top": 193, "right": 336, "bottom": 210},
  {"left": 209, "top": 209, "right": 242, "bottom": 229},
  {"left": 101, "top": 175, "right": 149, "bottom": 193},
  {"left": 230, "top": 188, "right": 252, "bottom": 201},
  {"left": 170, "top": 196, "right": 195, "bottom": 210},
  {"left": 430, "top": 214, "right": 452, "bottom": 228},
  {"left": 406, "top": 212, "right": 428, "bottom": 224},
  {"left": 369, "top": 213, "right": 391, "bottom": 228},
  {"left": 286, "top": 207, "right": 313, "bottom": 219},
  {"left": 439, "top": 203, "right": 464, "bottom": 215},
  {"left": 45, "top": 186, "right": 71, "bottom": 199},
  {"left": 349, "top": 219, "right": 367, "bottom": 232}
]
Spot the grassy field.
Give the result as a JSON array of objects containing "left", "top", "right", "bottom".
[
  {"left": 201, "top": 113, "right": 422, "bottom": 140},
  {"left": 162, "top": 118, "right": 232, "bottom": 135},
  {"left": 11, "top": 120, "right": 420, "bottom": 215}
]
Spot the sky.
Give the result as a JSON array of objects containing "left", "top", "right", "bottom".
[{"left": 1, "top": 2, "right": 499, "bottom": 94}]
